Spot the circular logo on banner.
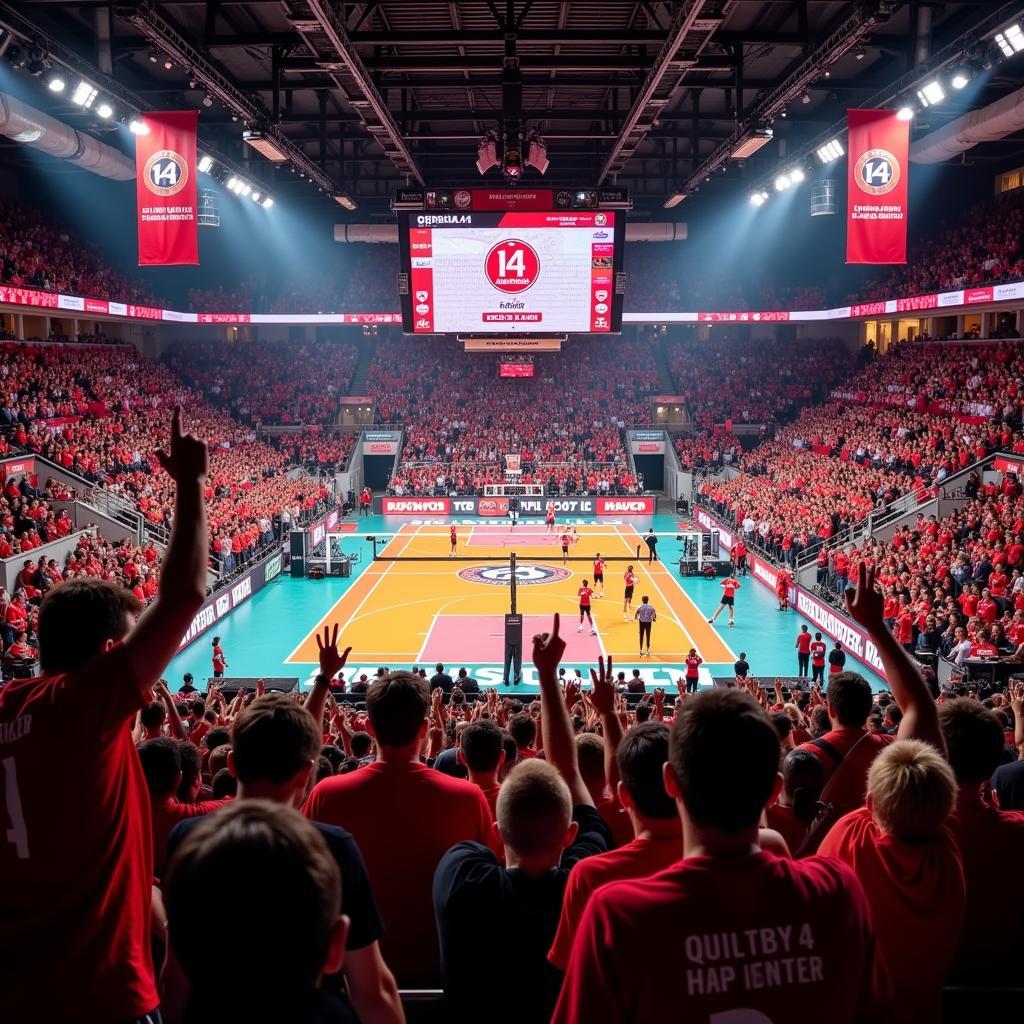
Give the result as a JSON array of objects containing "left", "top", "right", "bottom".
[
  {"left": 485, "top": 239, "right": 539, "bottom": 293},
  {"left": 458, "top": 564, "right": 571, "bottom": 586},
  {"left": 854, "top": 148, "right": 900, "bottom": 196},
  {"left": 144, "top": 150, "right": 189, "bottom": 197},
  {"left": 454, "top": 189, "right": 472, "bottom": 209}
]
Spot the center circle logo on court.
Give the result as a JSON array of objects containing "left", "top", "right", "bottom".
[{"left": 458, "top": 564, "right": 570, "bottom": 586}]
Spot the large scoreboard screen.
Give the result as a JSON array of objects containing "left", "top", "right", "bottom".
[{"left": 399, "top": 208, "right": 624, "bottom": 334}]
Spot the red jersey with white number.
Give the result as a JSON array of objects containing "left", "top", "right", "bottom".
[
  {"left": 685, "top": 653, "right": 703, "bottom": 678},
  {"left": 212, "top": 645, "right": 226, "bottom": 672},
  {"left": 624, "top": 570, "right": 637, "bottom": 589},
  {"left": 0, "top": 644, "right": 158, "bottom": 1021},
  {"left": 721, "top": 577, "right": 740, "bottom": 598},
  {"left": 551, "top": 852, "right": 884, "bottom": 1024},
  {"left": 593, "top": 559, "right": 606, "bottom": 576},
  {"left": 578, "top": 587, "right": 594, "bottom": 607}
]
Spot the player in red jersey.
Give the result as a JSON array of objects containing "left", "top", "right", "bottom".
[
  {"left": 776, "top": 570, "right": 790, "bottom": 611},
  {"left": 212, "top": 635, "right": 228, "bottom": 677},
  {"left": 622, "top": 564, "right": 637, "bottom": 620},
  {"left": 560, "top": 531, "right": 571, "bottom": 566},
  {"left": 577, "top": 579, "right": 597, "bottom": 635},
  {"left": 0, "top": 407, "right": 209, "bottom": 1024},
  {"left": 593, "top": 553, "right": 606, "bottom": 597},
  {"left": 545, "top": 501, "right": 556, "bottom": 534},
  {"left": 449, "top": 524, "right": 457, "bottom": 559},
  {"left": 709, "top": 575, "right": 741, "bottom": 627}
]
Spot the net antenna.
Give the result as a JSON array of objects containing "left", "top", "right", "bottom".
[{"left": 509, "top": 550, "right": 517, "bottom": 614}]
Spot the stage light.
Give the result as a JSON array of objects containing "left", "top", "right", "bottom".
[
  {"left": 198, "top": 154, "right": 213, "bottom": 173},
  {"left": 96, "top": 102, "right": 113, "bottom": 119},
  {"left": 261, "top": 196, "right": 274, "bottom": 208},
  {"left": 163, "top": 58, "right": 173, "bottom": 71},
  {"left": 897, "top": 106, "right": 914, "bottom": 121},
  {"left": 951, "top": 70, "right": 970, "bottom": 90},
  {"left": 226, "top": 176, "right": 238, "bottom": 191},
  {"left": 333, "top": 193, "right": 358, "bottom": 210},
  {"left": 750, "top": 192, "right": 766, "bottom": 207},
  {"left": 148, "top": 48, "right": 159, "bottom": 64},
  {"left": 47, "top": 76, "right": 65, "bottom": 93},
  {"left": 251, "top": 191, "right": 261, "bottom": 202},
  {"left": 663, "top": 192, "right": 687, "bottom": 208},
  {"left": 71, "top": 80, "right": 98, "bottom": 109},
  {"left": 995, "top": 24, "right": 1024, "bottom": 58},
  {"left": 243, "top": 130, "right": 289, "bottom": 163},
  {"left": 129, "top": 118, "right": 149, "bottom": 135},
  {"left": 800, "top": 91, "right": 811, "bottom": 104},
  {"left": 789, "top": 167, "right": 805, "bottom": 184},
  {"left": 774, "top": 174, "right": 791, "bottom": 191},
  {"left": 854, "top": 47, "right": 866, "bottom": 61},
  {"left": 816, "top": 139, "right": 845, "bottom": 164},
  {"left": 202, "top": 94, "right": 214, "bottom": 108},
  {"left": 916, "top": 80, "right": 945, "bottom": 107}
]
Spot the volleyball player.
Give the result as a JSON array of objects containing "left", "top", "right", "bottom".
[
  {"left": 622, "top": 564, "right": 637, "bottom": 620},
  {"left": 212, "top": 636, "right": 228, "bottom": 677},
  {"left": 577, "top": 579, "right": 597, "bottom": 635},
  {"left": 560, "top": 530, "right": 571, "bottom": 566},
  {"left": 449, "top": 524, "right": 457, "bottom": 559},
  {"left": 545, "top": 501, "right": 556, "bottom": 534},
  {"left": 708, "top": 574, "right": 741, "bottom": 627},
  {"left": 593, "top": 553, "right": 606, "bottom": 598}
]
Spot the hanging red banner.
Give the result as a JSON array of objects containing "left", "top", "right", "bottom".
[
  {"left": 135, "top": 111, "right": 199, "bottom": 266},
  {"left": 846, "top": 108, "right": 909, "bottom": 265}
]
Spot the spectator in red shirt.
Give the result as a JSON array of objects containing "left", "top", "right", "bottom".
[
  {"left": 819, "top": 740, "right": 964, "bottom": 1020},
  {"left": 0, "top": 408, "right": 209, "bottom": 1023},
  {"left": 304, "top": 669, "right": 494, "bottom": 986}
]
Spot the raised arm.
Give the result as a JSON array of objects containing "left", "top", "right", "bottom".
[
  {"left": 846, "top": 562, "right": 944, "bottom": 753},
  {"left": 157, "top": 680, "right": 186, "bottom": 740},
  {"left": 533, "top": 613, "right": 591, "bottom": 806},
  {"left": 305, "top": 623, "right": 350, "bottom": 727},
  {"left": 589, "top": 655, "right": 623, "bottom": 794},
  {"left": 123, "top": 408, "right": 208, "bottom": 687}
]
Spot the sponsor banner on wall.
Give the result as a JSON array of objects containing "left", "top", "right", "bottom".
[
  {"left": 308, "top": 507, "right": 341, "bottom": 548},
  {"left": 178, "top": 550, "right": 283, "bottom": 651},
  {"left": 374, "top": 495, "right": 655, "bottom": 516},
  {"left": 363, "top": 441, "right": 399, "bottom": 455},
  {"left": 136, "top": 111, "right": 199, "bottom": 266},
  {"left": 694, "top": 506, "right": 888, "bottom": 681},
  {"left": 846, "top": 109, "right": 909, "bottom": 265},
  {"left": 0, "top": 456, "right": 35, "bottom": 479},
  {"left": 631, "top": 440, "right": 665, "bottom": 455}
]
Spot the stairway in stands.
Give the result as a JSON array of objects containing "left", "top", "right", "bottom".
[{"left": 347, "top": 337, "right": 376, "bottom": 396}]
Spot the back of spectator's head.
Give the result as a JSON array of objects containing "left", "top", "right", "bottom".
[
  {"left": 211, "top": 768, "right": 237, "bottom": 799},
  {"left": 575, "top": 733, "right": 606, "bottom": 795},
  {"left": 314, "top": 756, "right": 334, "bottom": 784},
  {"left": 868, "top": 739, "right": 957, "bottom": 841},
  {"left": 37, "top": 578, "right": 142, "bottom": 674},
  {"left": 617, "top": 722, "right": 675, "bottom": 820},
  {"left": 208, "top": 744, "right": 231, "bottom": 779},
  {"left": 500, "top": 732, "right": 518, "bottom": 780},
  {"left": 496, "top": 760, "right": 573, "bottom": 860},
  {"left": 230, "top": 693, "right": 320, "bottom": 792},
  {"left": 365, "top": 671, "right": 429, "bottom": 748},
  {"left": 781, "top": 749, "right": 825, "bottom": 823},
  {"left": 826, "top": 672, "right": 873, "bottom": 727},
  {"left": 667, "top": 690, "right": 780, "bottom": 835},
  {"left": 177, "top": 741, "right": 202, "bottom": 801},
  {"left": 810, "top": 705, "right": 831, "bottom": 737},
  {"left": 939, "top": 698, "right": 1005, "bottom": 784},
  {"left": 634, "top": 702, "right": 652, "bottom": 723},
  {"left": 203, "top": 726, "right": 230, "bottom": 752},
  {"left": 140, "top": 701, "right": 166, "bottom": 730},
  {"left": 459, "top": 719, "right": 504, "bottom": 774},
  {"left": 350, "top": 732, "right": 373, "bottom": 760},
  {"left": 165, "top": 801, "right": 346, "bottom": 1013},
  {"left": 138, "top": 737, "right": 182, "bottom": 798},
  {"left": 771, "top": 712, "right": 793, "bottom": 743},
  {"left": 189, "top": 699, "right": 206, "bottom": 717},
  {"left": 319, "top": 745, "right": 344, "bottom": 772},
  {"left": 509, "top": 712, "right": 537, "bottom": 749}
]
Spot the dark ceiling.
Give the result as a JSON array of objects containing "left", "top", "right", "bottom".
[{"left": 4, "top": 1, "right": 1024, "bottom": 215}]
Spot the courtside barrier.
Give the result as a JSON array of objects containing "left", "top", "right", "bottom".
[{"left": 373, "top": 495, "right": 656, "bottom": 516}]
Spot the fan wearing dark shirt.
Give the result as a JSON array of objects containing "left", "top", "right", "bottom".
[
  {"left": 433, "top": 613, "right": 611, "bottom": 1024},
  {"left": 166, "top": 670, "right": 402, "bottom": 1024}
]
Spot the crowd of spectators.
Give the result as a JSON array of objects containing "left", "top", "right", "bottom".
[
  {"left": 0, "top": 200, "right": 157, "bottom": 304},
  {"left": 5, "top": 447, "right": 1020, "bottom": 1024},
  {"left": 165, "top": 339, "right": 359, "bottom": 427},
  {"left": 372, "top": 338, "right": 657, "bottom": 496}
]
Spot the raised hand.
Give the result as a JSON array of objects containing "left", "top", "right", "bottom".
[
  {"left": 589, "top": 655, "right": 616, "bottom": 716},
  {"left": 845, "top": 561, "right": 885, "bottom": 631},
  {"left": 315, "top": 623, "right": 351, "bottom": 681},
  {"left": 532, "top": 612, "right": 566, "bottom": 678},
  {"left": 155, "top": 406, "right": 209, "bottom": 484}
]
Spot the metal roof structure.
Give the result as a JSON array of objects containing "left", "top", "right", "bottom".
[{"left": 3, "top": 1, "right": 1023, "bottom": 214}]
